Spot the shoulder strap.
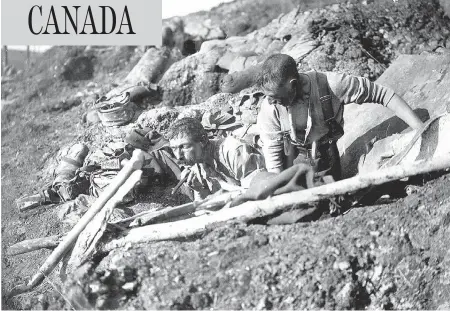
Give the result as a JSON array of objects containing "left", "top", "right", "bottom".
[
  {"left": 315, "top": 72, "right": 334, "bottom": 122},
  {"left": 276, "top": 104, "right": 291, "bottom": 133}
]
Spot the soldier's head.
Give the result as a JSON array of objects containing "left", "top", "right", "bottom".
[
  {"left": 166, "top": 117, "right": 208, "bottom": 166},
  {"left": 257, "top": 53, "right": 300, "bottom": 107}
]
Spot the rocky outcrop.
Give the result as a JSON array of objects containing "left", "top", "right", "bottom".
[
  {"left": 163, "top": 0, "right": 450, "bottom": 105},
  {"left": 158, "top": 50, "right": 226, "bottom": 106},
  {"left": 358, "top": 113, "right": 450, "bottom": 175},
  {"left": 299, "top": 0, "right": 450, "bottom": 78},
  {"left": 339, "top": 51, "right": 450, "bottom": 177},
  {"left": 177, "top": 0, "right": 345, "bottom": 37}
]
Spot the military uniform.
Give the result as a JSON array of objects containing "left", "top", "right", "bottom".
[{"left": 258, "top": 70, "right": 395, "bottom": 180}]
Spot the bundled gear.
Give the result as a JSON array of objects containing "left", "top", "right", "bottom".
[
  {"left": 95, "top": 92, "right": 135, "bottom": 127},
  {"left": 233, "top": 91, "right": 265, "bottom": 126},
  {"left": 125, "top": 127, "right": 169, "bottom": 152},
  {"left": 52, "top": 143, "right": 90, "bottom": 202},
  {"left": 201, "top": 106, "right": 243, "bottom": 139},
  {"left": 15, "top": 143, "right": 90, "bottom": 211}
]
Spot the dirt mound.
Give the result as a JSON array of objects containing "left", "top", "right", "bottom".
[
  {"left": 53, "top": 173, "right": 450, "bottom": 310},
  {"left": 300, "top": 0, "right": 450, "bottom": 79}
]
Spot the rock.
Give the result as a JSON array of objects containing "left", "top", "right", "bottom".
[
  {"left": 124, "top": 47, "right": 183, "bottom": 85},
  {"left": 89, "top": 282, "right": 109, "bottom": 295},
  {"left": 255, "top": 295, "right": 272, "bottom": 310},
  {"left": 184, "top": 18, "right": 226, "bottom": 41},
  {"left": 137, "top": 106, "right": 180, "bottom": 132},
  {"left": 60, "top": 56, "right": 94, "bottom": 81},
  {"left": 221, "top": 64, "right": 263, "bottom": 93},
  {"left": 217, "top": 51, "right": 240, "bottom": 71},
  {"left": 279, "top": 29, "right": 317, "bottom": 62},
  {"left": 253, "top": 234, "right": 269, "bottom": 247},
  {"left": 339, "top": 52, "right": 450, "bottom": 177},
  {"left": 122, "top": 282, "right": 137, "bottom": 292},
  {"left": 159, "top": 50, "right": 225, "bottom": 106},
  {"left": 228, "top": 55, "right": 260, "bottom": 74},
  {"left": 16, "top": 227, "right": 26, "bottom": 237},
  {"left": 190, "top": 292, "right": 213, "bottom": 309},
  {"left": 357, "top": 113, "right": 450, "bottom": 175},
  {"left": 334, "top": 261, "right": 351, "bottom": 271},
  {"left": 177, "top": 93, "right": 238, "bottom": 120},
  {"left": 335, "top": 282, "right": 354, "bottom": 308},
  {"left": 371, "top": 265, "right": 383, "bottom": 283},
  {"left": 330, "top": 4, "right": 342, "bottom": 12}
]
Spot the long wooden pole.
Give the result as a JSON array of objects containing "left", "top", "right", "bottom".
[
  {"left": 9, "top": 150, "right": 145, "bottom": 297},
  {"left": 103, "top": 155, "right": 450, "bottom": 251},
  {"left": 69, "top": 170, "right": 143, "bottom": 269}
]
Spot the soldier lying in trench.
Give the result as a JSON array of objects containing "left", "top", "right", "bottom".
[
  {"left": 16, "top": 117, "right": 267, "bottom": 211},
  {"left": 141, "top": 117, "right": 266, "bottom": 200}
]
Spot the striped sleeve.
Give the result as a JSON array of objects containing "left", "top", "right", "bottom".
[{"left": 326, "top": 72, "right": 395, "bottom": 107}]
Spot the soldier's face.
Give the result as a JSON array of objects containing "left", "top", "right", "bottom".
[
  {"left": 263, "top": 79, "right": 297, "bottom": 107},
  {"left": 169, "top": 134, "right": 204, "bottom": 166}
]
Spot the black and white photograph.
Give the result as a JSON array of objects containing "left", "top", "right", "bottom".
[{"left": 2, "top": 0, "right": 450, "bottom": 309}]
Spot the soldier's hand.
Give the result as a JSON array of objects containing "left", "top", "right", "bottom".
[{"left": 181, "top": 163, "right": 217, "bottom": 193}]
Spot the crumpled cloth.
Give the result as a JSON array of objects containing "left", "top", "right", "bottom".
[
  {"left": 229, "top": 164, "right": 337, "bottom": 224},
  {"left": 230, "top": 164, "right": 315, "bottom": 207}
]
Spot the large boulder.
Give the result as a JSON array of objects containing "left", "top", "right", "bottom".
[
  {"left": 358, "top": 113, "right": 450, "bottom": 175},
  {"left": 339, "top": 52, "right": 450, "bottom": 177},
  {"left": 158, "top": 50, "right": 225, "bottom": 106}
]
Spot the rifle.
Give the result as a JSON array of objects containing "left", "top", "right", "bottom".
[{"left": 111, "top": 189, "right": 243, "bottom": 228}]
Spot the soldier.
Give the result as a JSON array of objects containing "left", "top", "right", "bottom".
[
  {"left": 256, "top": 53, "right": 424, "bottom": 180},
  {"left": 145, "top": 117, "right": 266, "bottom": 200}
]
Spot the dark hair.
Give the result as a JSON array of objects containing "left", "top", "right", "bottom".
[
  {"left": 166, "top": 117, "right": 208, "bottom": 143},
  {"left": 257, "top": 54, "right": 299, "bottom": 89}
]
